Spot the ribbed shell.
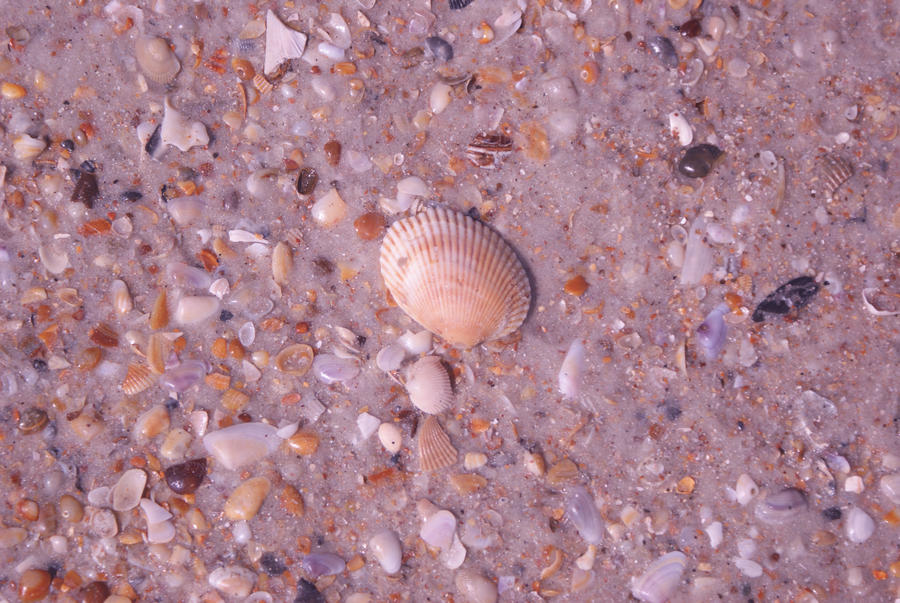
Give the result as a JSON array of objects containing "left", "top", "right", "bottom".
[
  {"left": 122, "top": 362, "right": 154, "bottom": 396},
  {"left": 418, "top": 415, "right": 457, "bottom": 472},
  {"left": 405, "top": 356, "right": 452, "bottom": 414},
  {"left": 380, "top": 207, "right": 530, "bottom": 348},
  {"left": 135, "top": 37, "right": 181, "bottom": 84},
  {"left": 819, "top": 153, "right": 853, "bottom": 198}
]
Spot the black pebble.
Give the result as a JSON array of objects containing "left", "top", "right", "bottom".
[
  {"left": 165, "top": 397, "right": 179, "bottom": 410},
  {"left": 32, "top": 358, "right": 48, "bottom": 372},
  {"left": 425, "top": 36, "right": 453, "bottom": 61},
  {"left": 80, "top": 160, "right": 97, "bottom": 174},
  {"left": 145, "top": 123, "right": 163, "bottom": 158},
  {"left": 751, "top": 276, "right": 820, "bottom": 322},
  {"left": 822, "top": 507, "right": 842, "bottom": 521},
  {"left": 294, "top": 579, "right": 326, "bottom": 603},
  {"left": 121, "top": 190, "right": 143, "bottom": 202},
  {"left": 679, "top": 18, "right": 702, "bottom": 38},
  {"left": 296, "top": 167, "right": 318, "bottom": 196},
  {"left": 71, "top": 171, "right": 100, "bottom": 208},
  {"left": 164, "top": 458, "right": 207, "bottom": 494},
  {"left": 219, "top": 309, "right": 234, "bottom": 321},
  {"left": 60, "top": 139, "right": 75, "bottom": 151},
  {"left": 677, "top": 144, "right": 724, "bottom": 178},
  {"left": 260, "top": 552, "right": 287, "bottom": 575},
  {"left": 647, "top": 35, "right": 678, "bottom": 68}
]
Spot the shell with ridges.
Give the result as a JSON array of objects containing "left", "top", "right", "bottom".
[
  {"left": 135, "top": 37, "right": 181, "bottom": 84},
  {"left": 379, "top": 207, "right": 531, "bottom": 348},
  {"left": 405, "top": 355, "right": 452, "bottom": 414},
  {"left": 122, "top": 362, "right": 154, "bottom": 395},
  {"left": 418, "top": 415, "right": 457, "bottom": 472}
]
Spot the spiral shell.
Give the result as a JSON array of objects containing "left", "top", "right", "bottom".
[
  {"left": 380, "top": 207, "right": 531, "bottom": 348},
  {"left": 135, "top": 37, "right": 181, "bottom": 84},
  {"left": 418, "top": 415, "right": 457, "bottom": 472},
  {"left": 405, "top": 356, "right": 452, "bottom": 414}
]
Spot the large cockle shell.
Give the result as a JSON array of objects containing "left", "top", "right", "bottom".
[
  {"left": 135, "top": 37, "right": 181, "bottom": 84},
  {"left": 380, "top": 207, "right": 531, "bottom": 348},
  {"left": 418, "top": 415, "right": 457, "bottom": 471},
  {"left": 405, "top": 355, "right": 452, "bottom": 414}
]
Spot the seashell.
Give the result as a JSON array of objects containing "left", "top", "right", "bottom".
[
  {"left": 466, "top": 132, "right": 513, "bottom": 169},
  {"left": 146, "top": 518, "right": 175, "bottom": 544},
  {"left": 732, "top": 473, "right": 759, "bottom": 506},
  {"left": 696, "top": 303, "right": 729, "bottom": 361},
  {"left": 376, "top": 343, "right": 406, "bottom": 372},
  {"left": 312, "top": 354, "right": 360, "bottom": 384},
  {"left": 565, "top": 486, "right": 603, "bottom": 545},
  {"left": 122, "top": 362, "right": 154, "bottom": 395},
  {"left": 844, "top": 506, "right": 875, "bottom": 543},
  {"left": 680, "top": 216, "right": 713, "bottom": 285},
  {"left": 368, "top": 529, "right": 402, "bottom": 574},
  {"left": 378, "top": 422, "right": 402, "bottom": 454},
  {"left": 161, "top": 97, "right": 209, "bottom": 152},
  {"left": 357, "top": 412, "right": 380, "bottom": 439},
  {"left": 311, "top": 188, "right": 348, "bottom": 226},
  {"left": 174, "top": 295, "right": 220, "bottom": 324},
  {"left": 398, "top": 329, "right": 433, "bottom": 355},
  {"left": 135, "top": 37, "right": 181, "bottom": 84},
  {"left": 380, "top": 207, "right": 531, "bottom": 348},
  {"left": 110, "top": 279, "right": 133, "bottom": 314},
  {"left": 134, "top": 405, "right": 170, "bottom": 440},
  {"left": 264, "top": 10, "right": 307, "bottom": 76},
  {"left": 166, "top": 262, "right": 212, "bottom": 290},
  {"left": 754, "top": 487, "right": 808, "bottom": 524},
  {"left": 631, "top": 551, "right": 688, "bottom": 603},
  {"left": 209, "top": 565, "right": 256, "bottom": 598},
  {"left": 418, "top": 415, "right": 457, "bottom": 471},
  {"left": 274, "top": 343, "right": 314, "bottom": 376},
  {"left": 111, "top": 469, "right": 147, "bottom": 512},
  {"left": 819, "top": 153, "right": 853, "bottom": 199},
  {"left": 405, "top": 356, "right": 452, "bottom": 414},
  {"left": 454, "top": 569, "right": 497, "bottom": 603},
  {"left": 667, "top": 110, "right": 693, "bottom": 146},
  {"left": 38, "top": 244, "right": 69, "bottom": 275},
  {"left": 421, "top": 509, "right": 457, "bottom": 549},
  {"left": 13, "top": 133, "right": 46, "bottom": 161},
  {"left": 146, "top": 332, "right": 168, "bottom": 374},
  {"left": 558, "top": 340, "right": 585, "bottom": 399},
  {"left": 272, "top": 241, "right": 292, "bottom": 285},
  {"left": 252, "top": 73, "right": 273, "bottom": 94},
  {"left": 231, "top": 57, "right": 255, "bottom": 81},
  {"left": 162, "top": 359, "right": 206, "bottom": 393},
  {"left": 861, "top": 288, "right": 900, "bottom": 316},
  {"left": 139, "top": 498, "right": 172, "bottom": 524},
  {"left": 203, "top": 422, "right": 280, "bottom": 470},
  {"left": 301, "top": 552, "right": 346, "bottom": 579},
  {"left": 224, "top": 476, "right": 270, "bottom": 520}
]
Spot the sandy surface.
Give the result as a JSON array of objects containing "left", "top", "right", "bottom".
[{"left": 0, "top": 0, "right": 898, "bottom": 601}]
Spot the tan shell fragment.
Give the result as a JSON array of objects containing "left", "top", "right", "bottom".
[
  {"left": 819, "top": 153, "right": 853, "bottom": 199},
  {"left": 418, "top": 415, "right": 457, "bottom": 472},
  {"left": 122, "top": 362, "right": 154, "bottom": 395},
  {"left": 380, "top": 207, "right": 531, "bottom": 348},
  {"left": 135, "top": 37, "right": 181, "bottom": 84},
  {"left": 405, "top": 356, "right": 452, "bottom": 414}
]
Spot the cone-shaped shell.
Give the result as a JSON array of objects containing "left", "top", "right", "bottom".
[
  {"left": 135, "top": 37, "right": 181, "bottom": 84},
  {"left": 418, "top": 415, "right": 457, "bottom": 472},
  {"left": 380, "top": 207, "right": 531, "bottom": 348},
  {"left": 406, "top": 356, "right": 452, "bottom": 414}
]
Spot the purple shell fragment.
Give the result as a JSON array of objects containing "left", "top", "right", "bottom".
[{"left": 696, "top": 303, "right": 729, "bottom": 361}]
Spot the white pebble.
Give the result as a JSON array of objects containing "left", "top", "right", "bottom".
[
  {"left": 667, "top": 111, "right": 693, "bottom": 146},
  {"left": 232, "top": 521, "right": 251, "bottom": 544},
  {"left": 311, "top": 188, "right": 347, "bottom": 227},
  {"left": 879, "top": 473, "right": 900, "bottom": 504},
  {"left": 733, "top": 557, "right": 762, "bottom": 578},
  {"left": 174, "top": 296, "right": 220, "bottom": 324},
  {"left": 357, "top": 412, "right": 380, "bottom": 440},
  {"left": 846, "top": 566, "right": 864, "bottom": 586},
  {"left": 733, "top": 473, "right": 759, "bottom": 506},
  {"left": 843, "top": 475, "right": 864, "bottom": 494},
  {"left": 845, "top": 506, "right": 875, "bottom": 543}
]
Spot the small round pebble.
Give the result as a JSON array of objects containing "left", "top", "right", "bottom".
[
  {"left": 297, "top": 167, "right": 318, "bottom": 196},
  {"left": 164, "top": 458, "right": 207, "bottom": 494},
  {"left": 353, "top": 212, "right": 386, "bottom": 240},
  {"left": 677, "top": 143, "right": 723, "bottom": 178},
  {"left": 19, "top": 569, "right": 51, "bottom": 602},
  {"left": 78, "top": 581, "right": 110, "bottom": 603}
]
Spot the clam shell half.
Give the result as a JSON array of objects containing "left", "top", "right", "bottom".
[
  {"left": 135, "top": 37, "right": 181, "bottom": 84},
  {"left": 380, "top": 207, "right": 531, "bottom": 348}
]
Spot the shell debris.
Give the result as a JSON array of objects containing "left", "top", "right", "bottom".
[{"left": 264, "top": 10, "right": 307, "bottom": 76}]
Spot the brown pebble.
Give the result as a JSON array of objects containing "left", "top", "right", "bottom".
[
  {"left": 16, "top": 498, "right": 39, "bottom": 521},
  {"left": 296, "top": 166, "right": 318, "bottom": 195},
  {"left": 564, "top": 274, "right": 588, "bottom": 297},
  {"left": 224, "top": 476, "right": 271, "bottom": 520},
  {"left": 59, "top": 494, "right": 85, "bottom": 522},
  {"left": 19, "top": 568, "right": 51, "bottom": 602},
  {"left": 323, "top": 140, "right": 341, "bottom": 166},
  {"left": 287, "top": 431, "right": 319, "bottom": 455},
  {"left": 75, "top": 347, "right": 102, "bottom": 371},
  {"left": 78, "top": 581, "right": 110, "bottom": 603},
  {"left": 164, "top": 458, "right": 207, "bottom": 494},
  {"left": 71, "top": 171, "right": 99, "bottom": 208},
  {"left": 17, "top": 407, "right": 49, "bottom": 435},
  {"left": 353, "top": 212, "right": 386, "bottom": 240}
]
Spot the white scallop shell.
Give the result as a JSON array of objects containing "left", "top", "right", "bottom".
[
  {"left": 405, "top": 356, "right": 452, "bottom": 414},
  {"left": 135, "top": 37, "right": 181, "bottom": 84},
  {"left": 380, "top": 207, "right": 531, "bottom": 348}
]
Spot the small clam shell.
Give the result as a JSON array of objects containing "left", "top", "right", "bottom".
[
  {"left": 274, "top": 343, "right": 314, "bottom": 376},
  {"left": 754, "top": 487, "right": 808, "bottom": 524},
  {"left": 122, "top": 362, "right": 154, "bottom": 396},
  {"left": 209, "top": 566, "right": 255, "bottom": 598},
  {"left": 420, "top": 509, "right": 457, "bottom": 549},
  {"left": 380, "top": 207, "right": 531, "bottom": 348},
  {"left": 405, "top": 356, "right": 452, "bottom": 414},
  {"left": 631, "top": 551, "right": 688, "bottom": 603},
  {"left": 111, "top": 469, "right": 147, "bottom": 512},
  {"left": 845, "top": 506, "right": 875, "bottom": 543},
  {"left": 418, "top": 415, "right": 457, "bottom": 471},
  {"left": 136, "top": 37, "right": 181, "bottom": 84},
  {"left": 377, "top": 422, "right": 402, "bottom": 454},
  {"left": 565, "top": 486, "right": 603, "bottom": 545},
  {"left": 368, "top": 529, "right": 402, "bottom": 574}
]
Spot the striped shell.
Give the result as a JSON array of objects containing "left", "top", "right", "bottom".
[
  {"left": 405, "top": 356, "right": 452, "bottom": 414},
  {"left": 135, "top": 37, "right": 181, "bottom": 84},
  {"left": 380, "top": 207, "right": 531, "bottom": 348},
  {"left": 819, "top": 153, "right": 853, "bottom": 199},
  {"left": 418, "top": 415, "right": 457, "bottom": 472},
  {"left": 122, "top": 362, "right": 154, "bottom": 395}
]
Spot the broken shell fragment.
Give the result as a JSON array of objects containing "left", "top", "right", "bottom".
[
  {"left": 755, "top": 487, "right": 808, "bottom": 524},
  {"left": 135, "top": 37, "right": 181, "bottom": 84},
  {"left": 819, "top": 153, "right": 853, "bottom": 199},
  {"left": 264, "top": 10, "right": 307, "bottom": 76},
  {"left": 631, "top": 551, "right": 688, "bottom": 603},
  {"left": 209, "top": 565, "right": 256, "bottom": 598},
  {"left": 121, "top": 362, "right": 154, "bottom": 396},
  {"left": 274, "top": 343, "right": 314, "bottom": 376},
  {"left": 110, "top": 279, "right": 133, "bottom": 314},
  {"left": 418, "top": 415, "right": 457, "bottom": 471},
  {"left": 224, "top": 476, "right": 271, "bottom": 520},
  {"left": 203, "top": 422, "right": 280, "bottom": 470},
  {"left": 405, "top": 355, "right": 452, "bottom": 414},
  {"left": 558, "top": 340, "right": 585, "bottom": 399},
  {"left": 368, "top": 529, "right": 402, "bottom": 574},
  {"left": 380, "top": 207, "right": 531, "bottom": 348},
  {"left": 455, "top": 569, "right": 497, "bottom": 603},
  {"left": 174, "top": 296, "right": 220, "bottom": 324},
  {"left": 13, "top": 134, "right": 46, "bottom": 161},
  {"left": 111, "top": 469, "right": 147, "bottom": 512},
  {"left": 566, "top": 486, "right": 603, "bottom": 545},
  {"left": 420, "top": 509, "right": 457, "bottom": 549},
  {"left": 161, "top": 97, "right": 209, "bottom": 152}
]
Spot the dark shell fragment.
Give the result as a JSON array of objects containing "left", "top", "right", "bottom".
[
  {"left": 293, "top": 579, "right": 326, "bottom": 603},
  {"left": 425, "top": 36, "right": 453, "bottom": 62},
  {"left": 677, "top": 143, "right": 723, "bottom": 178},
  {"left": 752, "top": 276, "right": 820, "bottom": 322},
  {"left": 164, "top": 458, "right": 207, "bottom": 494},
  {"left": 449, "top": 0, "right": 475, "bottom": 9},
  {"left": 71, "top": 171, "right": 99, "bottom": 208},
  {"left": 647, "top": 35, "right": 678, "bottom": 68},
  {"left": 296, "top": 167, "right": 318, "bottom": 196},
  {"left": 466, "top": 132, "right": 513, "bottom": 169},
  {"left": 144, "top": 123, "right": 163, "bottom": 159}
]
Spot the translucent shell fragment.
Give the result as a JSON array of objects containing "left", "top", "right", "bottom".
[{"left": 379, "top": 207, "right": 531, "bottom": 348}]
